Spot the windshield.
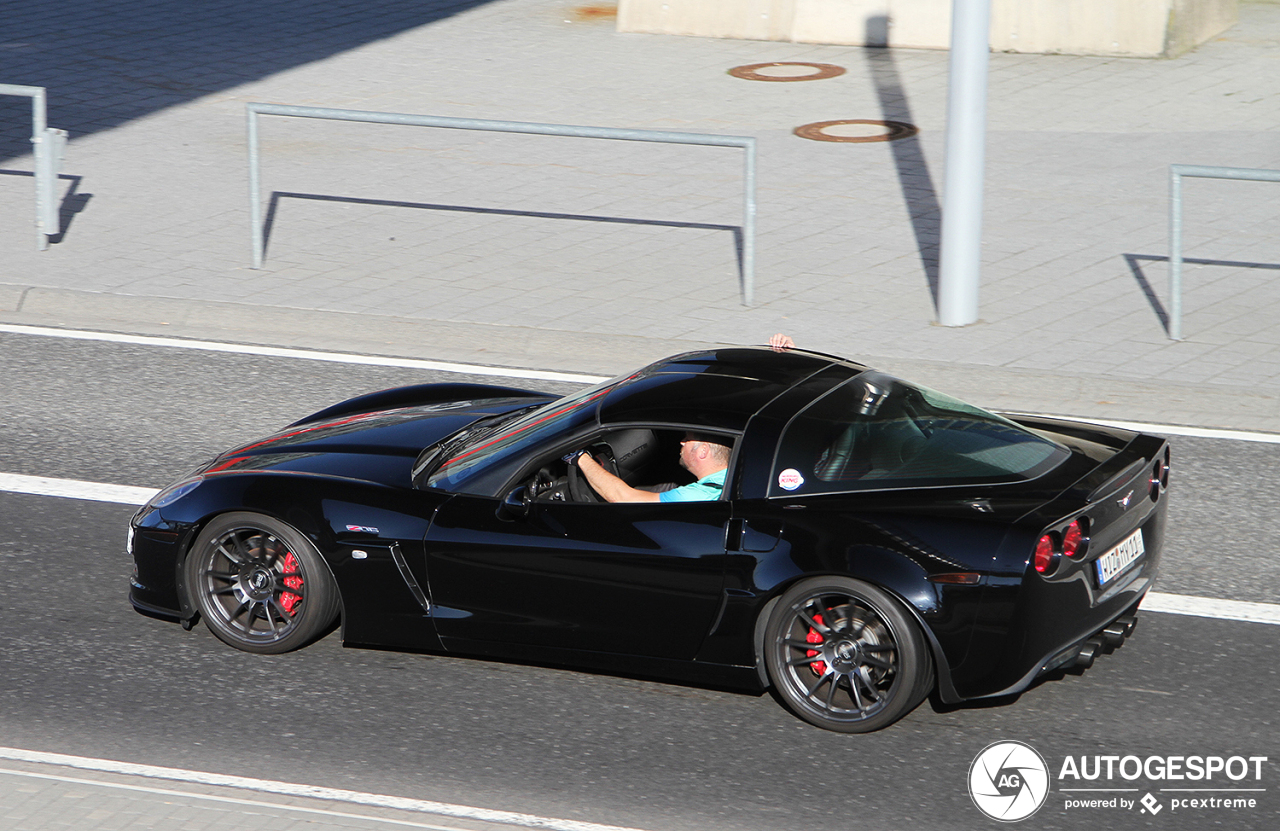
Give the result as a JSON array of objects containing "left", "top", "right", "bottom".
[
  {"left": 424, "top": 375, "right": 623, "bottom": 493},
  {"left": 771, "top": 372, "right": 1068, "bottom": 496}
]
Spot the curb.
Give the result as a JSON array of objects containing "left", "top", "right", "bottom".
[{"left": 3, "top": 284, "right": 1277, "bottom": 434}]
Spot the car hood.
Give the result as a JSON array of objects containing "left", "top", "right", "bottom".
[{"left": 200, "top": 397, "right": 542, "bottom": 489}]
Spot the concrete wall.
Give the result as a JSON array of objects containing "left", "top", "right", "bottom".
[{"left": 616, "top": 0, "right": 1239, "bottom": 57}]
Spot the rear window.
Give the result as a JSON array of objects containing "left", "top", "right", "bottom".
[{"left": 770, "top": 372, "right": 1067, "bottom": 496}]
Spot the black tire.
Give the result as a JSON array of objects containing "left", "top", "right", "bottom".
[
  {"left": 184, "top": 512, "right": 339, "bottom": 654},
  {"left": 763, "top": 576, "right": 933, "bottom": 733}
]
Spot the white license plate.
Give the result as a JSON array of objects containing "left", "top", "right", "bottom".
[{"left": 1095, "top": 529, "right": 1145, "bottom": 586}]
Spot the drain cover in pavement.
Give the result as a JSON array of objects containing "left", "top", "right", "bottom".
[
  {"left": 794, "top": 119, "right": 918, "bottom": 142},
  {"left": 728, "top": 62, "right": 846, "bottom": 82}
]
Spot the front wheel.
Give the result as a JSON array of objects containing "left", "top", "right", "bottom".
[
  {"left": 184, "top": 512, "right": 339, "bottom": 654},
  {"left": 763, "top": 577, "right": 933, "bottom": 732}
]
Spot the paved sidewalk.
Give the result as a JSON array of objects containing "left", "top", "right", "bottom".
[{"left": 2, "top": 0, "right": 1279, "bottom": 433}]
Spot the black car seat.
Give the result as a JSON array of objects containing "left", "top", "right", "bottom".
[{"left": 605, "top": 429, "right": 659, "bottom": 483}]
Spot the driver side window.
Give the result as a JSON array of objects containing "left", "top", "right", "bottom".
[{"left": 527, "top": 428, "right": 700, "bottom": 504}]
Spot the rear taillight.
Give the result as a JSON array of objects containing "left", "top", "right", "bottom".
[
  {"left": 1062, "top": 520, "right": 1085, "bottom": 558},
  {"left": 1151, "top": 447, "right": 1170, "bottom": 501},
  {"left": 1036, "top": 518, "right": 1088, "bottom": 574},
  {"left": 1034, "top": 534, "right": 1056, "bottom": 573}
]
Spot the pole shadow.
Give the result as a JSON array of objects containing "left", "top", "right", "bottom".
[
  {"left": 0, "top": 169, "right": 91, "bottom": 244},
  {"left": 865, "top": 15, "right": 942, "bottom": 311},
  {"left": 261, "top": 190, "right": 745, "bottom": 286},
  {"left": 1124, "top": 253, "right": 1280, "bottom": 336},
  {"left": 50, "top": 175, "right": 92, "bottom": 243}
]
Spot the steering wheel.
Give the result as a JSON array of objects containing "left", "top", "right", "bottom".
[
  {"left": 530, "top": 467, "right": 553, "bottom": 494},
  {"left": 568, "top": 443, "right": 618, "bottom": 503}
]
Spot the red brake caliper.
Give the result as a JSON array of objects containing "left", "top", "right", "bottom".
[
  {"left": 806, "top": 613, "right": 827, "bottom": 676},
  {"left": 280, "top": 551, "right": 303, "bottom": 614}
]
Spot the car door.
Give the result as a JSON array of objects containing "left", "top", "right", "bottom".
[{"left": 423, "top": 495, "right": 731, "bottom": 660}]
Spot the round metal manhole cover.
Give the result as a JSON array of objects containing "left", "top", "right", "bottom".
[
  {"left": 793, "top": 119, "right": 919, "bottom": 143},
  {"left": 571, "top": 4, "right": 617, "bottom": 21},
  {"left": 728, "top": 62, "right": 846, "bottom": 82}
]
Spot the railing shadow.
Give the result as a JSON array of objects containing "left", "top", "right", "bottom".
[
  {"left": 262, "top": 191, "right": 745, "bottom": 282},
  {"left": 1124, "top": 253, "right": 1280, "bottom": 336},
  {"left": 0, "top": 169, "right": 92, "bottom": 243},
  {"left": 865, "top": 15, "right": 941, "bottom": 311}
]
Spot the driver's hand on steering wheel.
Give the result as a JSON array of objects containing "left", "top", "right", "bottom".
[
  {"left": 571, "top": 451, "right": 603, "bottom": 474},
  {"left": 571, "top": 452, "right": 659, "bottom": 503}
]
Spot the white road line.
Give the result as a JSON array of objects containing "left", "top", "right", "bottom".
[
  {"left": 1003, "top": 414, "right": 1280, "bottom": 445},
  {"left": 1086, "top": 419, "right": 1280, "bottom": 444},
  {"left": 0, "top": 767, "right": 470, "bottom": 831},
  {"left": 1141, "top": 592, "right": 1280, "bottom": 626},
  {"left": 1, "top": 472, "right": 1278, "bottom": 627},
  {"left": 0, "top": 472, "right": 156, "bottom": 505},
  {"left": 6, "top": 322, "right": 1280, "bottom": 443},
  {"left": 0, "top": 748, "right": 649, "bottom": 831},
  {"left": 0, "top": 323, "right": 608, "bottom": 384}
]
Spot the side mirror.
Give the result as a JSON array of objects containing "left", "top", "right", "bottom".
[{"left": 496, "top": 485, "right": 532, "bottom": 521}]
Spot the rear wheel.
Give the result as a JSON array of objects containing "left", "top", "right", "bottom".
[
  {"left": 764, "top": 577, "right": 933, "bottom": 732},
  {"left": 184, "top": 512, "right": 339, "bottom": 654}
]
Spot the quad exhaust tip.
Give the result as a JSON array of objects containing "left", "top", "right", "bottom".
[
  {"left": 1073, "top": 614, "right": 1138, "bottom": 667},
  {"left": 1074, "top": 639, "right": 1101, "bottom": 668}
]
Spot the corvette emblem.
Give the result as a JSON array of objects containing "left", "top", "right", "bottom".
[
  {"left": 1117, "top": 490, "right": 1134, "bottom": 509},
  {"left": 346, "top": 524, "right": 380, "bottom": 534}
]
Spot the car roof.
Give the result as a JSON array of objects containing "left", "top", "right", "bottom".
[{"left": 597, "top": 347, "right": 866, "bottom": 432}]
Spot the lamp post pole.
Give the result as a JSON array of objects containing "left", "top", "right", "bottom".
[{"left": 937, "top": 0, "right": 991, "bottom": 326}]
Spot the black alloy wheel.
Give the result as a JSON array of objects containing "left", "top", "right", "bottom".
[
  {"left": 185, "top": 512, "right": 339, "bottom": 654},
  {"left": 764, "top": 577, "right": 933, "bottom": 732}
]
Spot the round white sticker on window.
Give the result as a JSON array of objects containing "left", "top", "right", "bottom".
[{"left": 778, "top": 468, "right": 805, "bottom": 491}]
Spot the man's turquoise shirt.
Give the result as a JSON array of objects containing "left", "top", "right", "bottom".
[{"left": 658, "top": 468, "right": 726, "bottom": 503}]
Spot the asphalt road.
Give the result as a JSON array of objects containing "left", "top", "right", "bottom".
[{"left": 0, "top": 330, "right": 1276, "bottom": 831}]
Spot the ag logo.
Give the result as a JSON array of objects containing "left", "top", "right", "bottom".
[{"left": 969, "top": 741, "right": 1050, "bottom": 822}]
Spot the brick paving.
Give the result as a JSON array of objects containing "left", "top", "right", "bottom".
[{"left": 3, "top": 1, "right": 1280, "bottom": 428}]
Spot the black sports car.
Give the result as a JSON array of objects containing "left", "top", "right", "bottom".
[{"left": 129, "top": 347, "right": 1168, "bottom": 732}]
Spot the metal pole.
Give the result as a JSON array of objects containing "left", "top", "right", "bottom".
[
  {"left": 31, "top": 86, "right": 46, "bottom": 135},
  {"left": 937, "top": 0, "right": 991, "bottom": 327},
  {"left": 2, "top": 84, "right": 68, "bottom": 251},
  {"left": 246, "top": 104, "right": 755, "bottom": 301},
  {"left": 743, "top": 140, "right": 756, "bottom": 306},
  {"left": 32, "top": 87, "right": 47, "bottom": 251},
  {"left": 1166, "top": 164, "right": 1280, "bottom": 341},
  {"left": 1169, "top": 167, "right": 1183, "bottom": 341},
  {"left": 248, "top": 108, "right": 263, "bottom": 269},
  {"left": 0, "top": 84, "right": 49, "bottom": 250}
]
